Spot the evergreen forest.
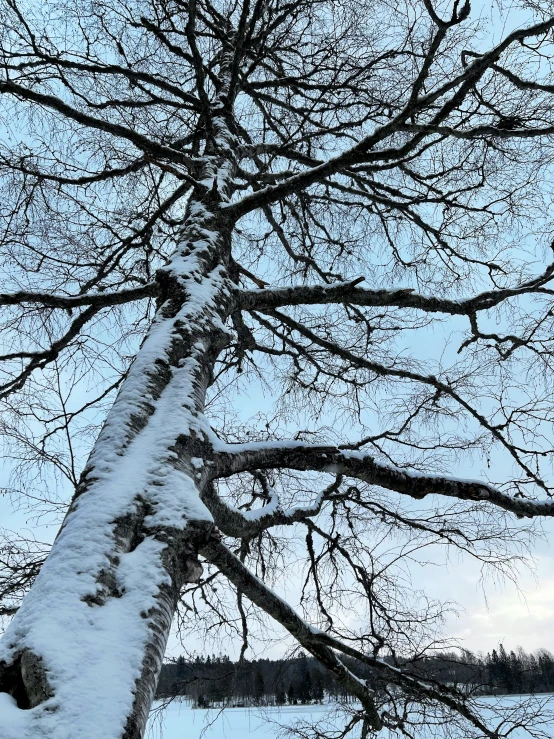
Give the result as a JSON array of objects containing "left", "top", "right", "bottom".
[{"left": 155, "top": 646, "right": 554, "bottom": 708}]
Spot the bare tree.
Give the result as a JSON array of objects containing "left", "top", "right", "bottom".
[{"left": 1, "top": 0, "right": 554, "bottom": 736}]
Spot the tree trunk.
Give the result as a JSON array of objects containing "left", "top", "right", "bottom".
[{"left": 0, "top": 194, "right": 233, "bottom": 738}]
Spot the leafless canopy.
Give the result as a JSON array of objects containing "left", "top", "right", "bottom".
[{"left": 2, "top": 0, "right": 554, "bottom": 737}]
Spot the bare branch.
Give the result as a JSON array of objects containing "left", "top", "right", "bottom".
[
  {"left": 237, "top": 265, "right": 554, "bottom": 314},
  {"left": 213, "top": 441, "right": 554, "bottom": 518},
  {"left": 0, "top": 283, "right": 157, "bottom": 309}
]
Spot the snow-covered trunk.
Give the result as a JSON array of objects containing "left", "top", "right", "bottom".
[{"left": 0, "top": 189, "right": 235, "bottom": 738}]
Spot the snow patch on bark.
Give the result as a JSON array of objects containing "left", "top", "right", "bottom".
[
  {"left": 0, "top": 537, "right": 168, "bottom": 739},
  {"left": 0, "top": 243, "right": 229, "bottom": 736}
]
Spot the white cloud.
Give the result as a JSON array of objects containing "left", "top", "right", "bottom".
[{"left": 437, "top": 552, "right": 554, "bottom": 654}]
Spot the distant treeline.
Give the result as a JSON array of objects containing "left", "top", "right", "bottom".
[
  {"left": 155, "top": 653, "right": 344, "bottom": 708},
  {"left": 155, "top": 645, "right": 554, "bottom": 708}
]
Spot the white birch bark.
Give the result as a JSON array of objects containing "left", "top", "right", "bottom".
[
  {"left": 0, "top": 163, "right": 236, "bottom": 739},
  {"left": 0, "top": 26, "right": 244, "bottom": 733}
]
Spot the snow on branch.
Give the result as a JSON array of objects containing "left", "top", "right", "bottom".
[
  {"left": 200, "top": 476, "right": 341, "bottom": 539},
  {"left": 236, "top": 263, "right": 554, "bottom": 314},
  {"left": 212, "top": 441, "right": 554, "bottom": 519}
]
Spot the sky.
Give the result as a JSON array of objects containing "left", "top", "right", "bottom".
[
  {"left": 2, "top": 367, "right": 553, "bottom": 661},
  {"left": 1, "top": 0, "right": 554, "bottom": 664},
  {"left": 413, "top": 526, "right": 554, "bottom": 655}
]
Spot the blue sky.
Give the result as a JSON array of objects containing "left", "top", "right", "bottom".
[{"left": 1, "top": 0, "right": 554, "bottom": 663}]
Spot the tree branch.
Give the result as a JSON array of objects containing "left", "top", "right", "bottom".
[
  {"left": 200, "top": 538, "right": 383, "bottom": 729},
  {"left": 0, "top": 79, "right": 198, "bottom": 171},
  {"left": 212, "top": 441, "right": 554, "bottom": 518},
  {"left": 0, "top": 283, "right": 157, "bottom": 309},
  {"left": 236, "top": 266, "right": 554, "bottom": 314},
  {"left": 200, "top": 476, "right": 341, "bottom": 539},
  {"left": 252, "top": 308, "right": 546, "bottom": 488},
  {"left": 225, "top": 16, "right": 554, "bottom": 219},
  {"left": 200, "top": 538, "right": 495, "bottom": 737}
]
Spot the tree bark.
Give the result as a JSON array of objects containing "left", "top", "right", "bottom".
[{"left": 0, "top": 193, "right": 233, "bottom": 738}]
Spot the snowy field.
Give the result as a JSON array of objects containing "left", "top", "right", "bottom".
[
  {"left": 147, "top": 702, "right": 332, "bottom": 739},
  {"left": 146, "top": 696, "right": 554, "bottom": 739}
]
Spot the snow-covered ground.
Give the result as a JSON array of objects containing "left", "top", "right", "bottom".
[
  {"left": 147, "top": 696, "right": 554, "bottom": 739},
  {"left": 147, "top": 701, "right": 332, "bottom": 738}
]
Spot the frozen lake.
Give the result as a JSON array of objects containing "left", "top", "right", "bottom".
[
  {"left": 147, "top": 701, "right": 333, "bottom": 739},
  {"left": 146, "top": 696, "right": 554, "bottom": 739}
]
